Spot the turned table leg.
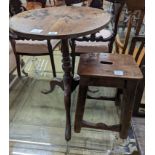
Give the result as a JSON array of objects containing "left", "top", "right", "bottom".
[
  {"left": 42, "top": 38, "right": 79, "bottom": 140},
  {"left": 61, "top": 39, "right": 72, "bottom": 141},
  {"left": 120, "top": 80, "right": 138, "bottom": 139}
]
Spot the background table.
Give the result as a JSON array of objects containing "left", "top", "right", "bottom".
[{"left": 9, "top": 6, "right": 111, "bottom": 141}]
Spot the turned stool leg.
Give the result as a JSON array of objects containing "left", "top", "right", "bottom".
[
  {"left": 120, "top": 80, "right": 138, "bottom": 139},
  {"left": 74, "top": 82, "right": 88, "bottom": 133}
]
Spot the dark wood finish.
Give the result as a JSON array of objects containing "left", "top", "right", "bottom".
[
  {"left": 81, "top": 120, "right": 121, "bottom": 132},
  {"left": 74, "top": 53, "right": 143, "bottom": 139},
  {"left": 74, "top": 82, "right": 88, "bottom": 132},
  {"left": 9, "top": 0, "right": 59, "bottom": 78},
  {"left": 126, "top": 0, "right": 145, "bottom": 11},
  {"left": 9, "top": 39, "right": 21, "bottom": 77},
  {"left": 133, "top": 66, "right": 145, "bottom": 117},
  {"left": 9, "top": 43, "right": 16, "bottom": 75},
  {"left": 132, "top": 117, "right": 145, "bottom": 155},
  {"left": 87, "top": 94, "right": 116, "bottom": 101},
  {"left": 120, "top": 80, "right": 138, "bottom": 138},
  {"left": 65, "top": 0, "right": 87, "bottom": 6},
  {"left": 78, "top": 53, "right": 142, "bottom": 79},
  {"left": 42, "top": 75, "right": 79, "bottom": 94},
  {"left": 65, "top": 0, "right": 103, "bottom": 9},
  {"left": 9, "top": 0, "right": 27, "bottom": 16},
  {"left": 47, "top": 40, "right": 56, "bottom": 77},
  {"left": 42, "top": 78, "right": 64, "bottom": 94},
  {"left": 61, "top": 39, "right": 72, "bottom": 140},
  {"left": 9, "top": 6, "right": 111, "bottom": 141}
]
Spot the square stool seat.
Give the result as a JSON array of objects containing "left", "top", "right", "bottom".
[{"left": 78, "top": 53, "right": 143, "bottom": 80}]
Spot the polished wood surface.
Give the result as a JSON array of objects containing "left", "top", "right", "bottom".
[
  {"left": 78, "top": 53, "right": 143, "bottom": 79},
  {"left": 9, "top": 6, "right": 111, "bottom": 40}
]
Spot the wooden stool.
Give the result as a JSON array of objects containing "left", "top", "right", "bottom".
[{"left": 74, "top": 53, "right": 143, "bottom": 139}]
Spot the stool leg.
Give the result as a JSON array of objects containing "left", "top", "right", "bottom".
[
  {"left": 74, "top": 83, "right": 88, "bottom": 133},
  {"left": 120, "top": 81, "right": 138, "bottom": 139},
  {"left": 133, "top": 78, "right": 145, "bottom": 116},
  {"left": 115, "top": 88, "right": 122, "bottom": 106}
]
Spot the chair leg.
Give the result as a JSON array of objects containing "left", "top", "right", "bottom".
[
  {"left": 16, "top": 54, "right": 21, "bottom": 77},
  {"left": 10, "top": 39, "right": 21, "bottom": 77},
  {"left": 72, "top": 54, "right": 76, "bottom": 76},
  {"left": 109, "top": 39, "right": 115, "bottom": 53},
  {"left": 47, "top": 40, "right": 56, "bottom": 78},
  {"left": 74, "top": 83, "right": 88, "bottom": 133},
  {"left": 49, "top": 52, "right": 56, "bottom": 78},
  {"left": 133, "top": 79, "right": 145, "bottom": 116},
  {"left": 115, "top": 40, "right": 120, "bottom": 54},
  {"left": 20, "top": 59, "right": 28, "bottom": 76}
]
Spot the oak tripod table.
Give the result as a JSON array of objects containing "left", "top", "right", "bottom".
[{"left": 9, "top": 6, "right": 111, "bottom": 141}]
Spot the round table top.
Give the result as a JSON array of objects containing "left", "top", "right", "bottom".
[{"left": 9, "top": 6, "right": 111, "bottom": 40}]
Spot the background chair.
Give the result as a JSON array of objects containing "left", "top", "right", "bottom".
[
  {"left": 74, "top": 35, "right": 144, "bottom": 138},
  {"left": 26, "top": 0, "right": 60, "bottom": 8},
  {"left": 64, "top": 0, "right": 125, "bottom": 75},
  {"left": 9, "top": 0, "right": 60, "bottom": 78},
  {"left": 9, "top": 42, "right": 17, "bottom": 86},
  {"left": 65, "top": 0, "right": 87, "bottom": 6},
  {"left": 115, "top": 0, "right": 145, "bottom": 54}
]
